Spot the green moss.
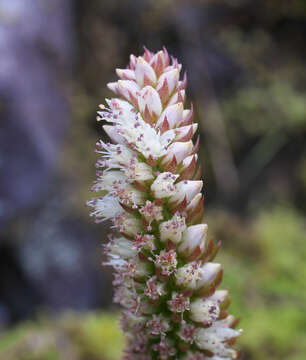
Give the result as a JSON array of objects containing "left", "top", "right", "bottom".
[
  {"left": 209, "top": 206, "right": 306, "bottom": 360},
  {"left": 0, "top": 313, "right": 124, "bottom": 360}
]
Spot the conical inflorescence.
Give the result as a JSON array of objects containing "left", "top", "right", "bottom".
[{"left": 88, "top": 48, "right": 242, "bottom": 360}]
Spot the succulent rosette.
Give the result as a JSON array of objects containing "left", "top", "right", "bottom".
[{"left": 88, "top": 47, "right": 242, "bottom": 360}]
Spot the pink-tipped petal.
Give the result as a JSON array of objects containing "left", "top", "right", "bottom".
[
  {"left": 157, "top": 69, "right": 180, "bottom": 99},
  {"left": 135, "top": 57, "right": 157, "bottom": 87},
  {"left": 116, "top": 68, "right": 136, "bottom": 81},
  {"left": 138, "top": 86, "right": 162, "bottom": 117},
  {"left": 157, "top": 103, "right": 183, "bottom": 128},
  {"left": 162, "top": 140, "right": 193, "bottom": 165},
  {"left": 171, "top": 180, "right": 203, "bottom": 204}
]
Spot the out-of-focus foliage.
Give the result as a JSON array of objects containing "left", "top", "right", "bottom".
[
  {"left": 0, "top": 312, "right": 123, "bottom": 360},
  {"left": 209, "top": 205, "right": 306, "bottom": 360}
]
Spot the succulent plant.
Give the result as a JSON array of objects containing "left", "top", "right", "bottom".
[{"left": 88, "top": 47, "right": 242, "bottom": 360}]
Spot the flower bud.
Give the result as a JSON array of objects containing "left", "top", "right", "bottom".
[
  {"left": 157, "top": 103, "right": 183, "bottom": 128},
  {"left": 116, "top": 68, "right": 136, "bottom": 81},
  {"left": 162, "top": 141, "right": 193, "bottom": 165},
  {"left": 107, "top": 81, "right": 120, "bottom": 95},
  {"left": 182, "top": 154, "right": 197, "bottom": 169},
  {"left": 178, "top": 224, "right": 207, "bottom": 261},
  {"left": 117, "top": 80, "right": 140, "bottom": 104},
  {"left": 194, "top": 325, "right": 241, "bottom": 358},
  {"left": 174, "top": 124, "right": 198, "bottom": 141},
  {"left": 195, "top": 262, "right": 223, "bottom": 292},
  {"left": 170, "top": 180, "right": 203, "bottom": 204},
  {"left": 149, "top": 50, "right": 169, "bottom": 75},
  {"left": 156, "top": 69, "right": 180, "bottom": 100},
  {"left": 167, "top": 90, "right": 185, "bottom": 106},
  {"left": 138, "top": 86, "right": 162, "bottom": 117},
  {"left": 128, "top": 54, "right": 137, "bottom": 69},
  {"left": 189, "top": 298, "right": 220, "bottom": 325},
  {"left": 181, "top": 107, "right": 194, "bottom": 126},
  {"left": 135, "top": 57, "right": 157, "bottom": 87}
]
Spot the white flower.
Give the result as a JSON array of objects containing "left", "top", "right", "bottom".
[
  {"left": 151, "top": 172, "right": 179, "bottom": 199},
  {"left": 99, "top": 99, "right": 171, "bottom": 159},
  {"left": 107, "top": 236, "right": 135, "bottom": 259},
  {"left": 189, "top": 298, "right": 220, "bottom": 324},
  {"left": 175, "top": 261, "right": 201, "bottom": 290},
  {"left": 195, "top": 321, "right": 242, "bottom": 358},
  {"left": 102, "top": 125, "right": 125, "bottom": 144},
  {"left": 95, "top": 142, "right": 133, "bottom": 171},
  {"left": 89, "top": 48, "right": 241, "bottom": 358},
  {"left": 159, "top": 213, "right": 186, "bottom": 243},
  {"left": 95, "top": 170, "right": 143, "bottom": 205},
  {"left": 139, "top": 201, "right": 163, "bottom": 223},
  {"left": 87, "top": 195, "right": 123, "bottom": 222},
  {"left": 113, "top": 213, "right": 141, "bottom": 236}
]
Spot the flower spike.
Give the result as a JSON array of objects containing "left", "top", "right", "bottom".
[{"left": 88, "top": 47, "right": 242, "bottom": 359}]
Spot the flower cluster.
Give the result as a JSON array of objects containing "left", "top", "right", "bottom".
[{"left": 88, "top": 47, "right": 242, "bottom": 359}]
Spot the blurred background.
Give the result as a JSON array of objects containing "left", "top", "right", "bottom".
[{"left": 0, "top": 0, "right": 306, "bottom": 359}]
